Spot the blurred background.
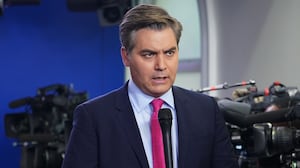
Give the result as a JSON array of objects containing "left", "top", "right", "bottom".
[{"left": 0, "top": 0, "right": 299, "bottom": 167}]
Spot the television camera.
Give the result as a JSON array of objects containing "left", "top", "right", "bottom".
[
  {"left": 200, "top": 80, "right": 300, "bottom": 168},
  {"left": 4, "top": 83, "right": 88, "bottom": 168}
]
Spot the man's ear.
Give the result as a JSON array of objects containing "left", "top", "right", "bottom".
[{"left": 121, "top": 46, "right": 130, "bottom": 67}]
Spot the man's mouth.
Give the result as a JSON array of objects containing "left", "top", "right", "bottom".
[
  {"left": 153, "top": 76, "right": 167, "bottom": 80},
  {"left": 152, "top": 76, "right": 168, "bottom": 84}
]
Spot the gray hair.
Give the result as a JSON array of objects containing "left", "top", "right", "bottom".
[{"left": 119, "top": 4, "right": 183, "bottom": 52}]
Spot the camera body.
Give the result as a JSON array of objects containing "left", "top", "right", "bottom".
[
  {"left": 219, "top": 82, "right": 300, "bottom": 168},
  {"left": 4, "top": 84, "right": 88, "bottom": 168}
]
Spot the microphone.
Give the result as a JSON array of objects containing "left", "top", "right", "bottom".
[
  {"left": 218, "top": 99, "right": 300, "bottom": 128},
  {"left": 158, "top": 108, "right": 173, "bottom": 168}
]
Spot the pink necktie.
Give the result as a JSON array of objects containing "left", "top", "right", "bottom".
[{"left": 151, "top": 98, "right": 166, "bottom": 168}]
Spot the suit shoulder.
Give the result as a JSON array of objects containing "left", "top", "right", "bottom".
[{"left": 78, "top": 86, "right": 125, "bottom": 108}]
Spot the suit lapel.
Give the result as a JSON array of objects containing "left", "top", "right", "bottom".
[
  {"left": 112, "top": 85, "right": 195, "bottom": 168},
  {"left": 115, "top": 84, "right": 149, "bottom": 168},
  {"left": 173, "top": 87, "right": 192, "bottom": 168}
]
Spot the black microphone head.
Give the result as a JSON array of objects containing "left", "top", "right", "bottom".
[
  {"left": 158, "top": 108, "right": 172, "bottom": 121},
  {"left": 158, "top": 108, "right": 173, "bottom": 167},
  {"left": 218, "top": 99, "right": 251, "bottom": 115},
  {"left": 217, "top": 99, "right": 251, "bottom": 127}
]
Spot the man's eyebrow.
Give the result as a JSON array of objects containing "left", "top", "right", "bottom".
[
  {"left": 164, "top": 47, "right": 177, "bottom": 52},
  {"left": 140, "top": 49, "right": 156, "bottom": 52},
  {"left": 139, "top": 47, "right": 177, "bottom": 54},
  {"left": 139, "top": 49, "right": 157, "bottom": 55}
]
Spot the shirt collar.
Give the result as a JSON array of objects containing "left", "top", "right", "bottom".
[{"left": 128, "top": 79, "right": 175, "bottom": 113}]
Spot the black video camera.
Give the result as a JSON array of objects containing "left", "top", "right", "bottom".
[
  {"left": 4, "top": 83, "right": 88, "bottom": 168},
  {"left": 217, "top": 81, "right": 300, "bottom": 168}
]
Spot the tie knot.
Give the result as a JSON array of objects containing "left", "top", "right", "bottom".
[{"left": 151, "top": 98, "right": 164, "bottom": 114}]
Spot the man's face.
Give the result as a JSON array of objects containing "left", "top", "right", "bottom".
[{"left": 121, "top": 27, "right": 179, "bottom": 97}]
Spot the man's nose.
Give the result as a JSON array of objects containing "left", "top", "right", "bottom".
[{"left": 154, "top": 54, "right": 167, "bottom": 71}]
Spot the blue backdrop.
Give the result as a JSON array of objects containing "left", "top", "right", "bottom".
[{"left": 0, "top": 1, "right": 123, "bottom": 167}]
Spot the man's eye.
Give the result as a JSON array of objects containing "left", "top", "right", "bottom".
[
  {"left": 142, "top": 52, "right": 155, "bottom": 58},
  {"left": 166, "top": 50, "right": 175, "bottom": 56}
]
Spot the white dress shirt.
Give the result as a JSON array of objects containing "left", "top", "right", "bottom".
[{"left": 128, "top": 79, "right": 178, "bottom": 168}]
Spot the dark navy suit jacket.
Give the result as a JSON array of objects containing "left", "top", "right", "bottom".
[{"left": 62, "top": 83, "right": 238, "bottom": 168}]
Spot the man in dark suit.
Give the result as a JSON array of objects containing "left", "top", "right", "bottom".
[{"left": 62, "top": 4, "right": 238, "bottom": 168}]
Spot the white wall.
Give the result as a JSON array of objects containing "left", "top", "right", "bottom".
[
  {"left": 206, "top": 0, "right": 300, "bottom": 98},
  {"left": 156, "top": 0, "right": 201, "bottom": 60},
  {"left": 155, "top": 0, "right": 201, "bottom": 90}
]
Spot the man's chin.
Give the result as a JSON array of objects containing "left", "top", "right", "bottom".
[{"left": 150, "top": 87, "right": 171, "bottom": 97}]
